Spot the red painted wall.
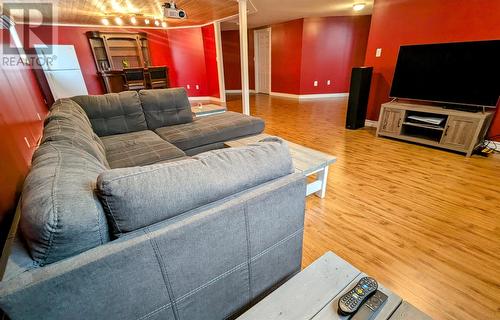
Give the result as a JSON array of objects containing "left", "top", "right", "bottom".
[
  {"left": 201, "top": 25, "right": 220, "bottom": 98},
  {"left": 0, "top": 29, "right": 48, "bottom": 244},
  {"left": 271, "top": 19, "right": 304, "bottom": 95},
  {"left": 29, "top": 25, "right": 219, "bottom": 97},
  {"left": 364, "top": 0, "right": 500, "bottom": 139},
  {"left": 221, "top": 30, "right": 255, "bottom": 91},
  {"left": 165, "top": 27, "right": 210, "bottom": 96},
  {"left": 222, "top": 17, "right": 371, "bottom": 95},
  {"left": 300, "top": 16, "right": 371, "bottom": 94}
]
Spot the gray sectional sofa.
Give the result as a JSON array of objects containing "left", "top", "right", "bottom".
[{"left": 0, "top": 88, "right": 307, "bottom": 320}]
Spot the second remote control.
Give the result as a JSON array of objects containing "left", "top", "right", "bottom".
[
  {"left": 350, "top": 290, "right": 388, "bottom": 320},
  {"left": 338, "top": 277, "right": 378, "bottom": 316}
]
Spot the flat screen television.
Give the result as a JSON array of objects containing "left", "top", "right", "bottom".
[{"left": 390, "top": 40, "right": 500, "bottom": 108}]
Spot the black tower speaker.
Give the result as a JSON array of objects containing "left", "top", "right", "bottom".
[{"left": 346, "top": 67, "right": 373, "bottom": 129}]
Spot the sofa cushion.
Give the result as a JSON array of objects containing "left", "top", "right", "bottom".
[
  {"left": 45, "top": 99, "right": 103, "bottom": 147},
  {"left": 154, "top": 111, "right": 265, "bottom": 151},
  {"left": 20, "top": 141, "right": 110, "bottom": 266},
  {"left": 100, "top": 130, "right": 186, "bottom": 168},
  {"left": 45, "top": 98, "right": 93, "bottom": 129},
  {"left": 139, "top": 88, "right": 193, "bottom": 129},
  {"left": 96, "top": 138, "right": 293, "bottom": 237},
  {"left": 42, "top": 99, "right": 109, "bottom": 168},
  {"left": 71, "top": 91, "right": 147, "bottom": 137}
]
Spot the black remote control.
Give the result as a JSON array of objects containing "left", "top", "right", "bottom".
[
  {"left": 350, "top": 290, "right": 388, "bottom": 320},
  {"left": 338, "top": 277, "right": 378, "bottom": 316}
]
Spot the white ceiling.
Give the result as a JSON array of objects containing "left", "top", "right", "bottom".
[{"left": 221, "top": 0, "right": 373, "bottom": 30}]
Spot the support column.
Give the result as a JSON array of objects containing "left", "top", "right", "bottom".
[
  {"left": 213, "top": 22, "right": 226, "bottom": 104},
  {"left": 238, "top": 0, "right": 250, "bottom": 115}
]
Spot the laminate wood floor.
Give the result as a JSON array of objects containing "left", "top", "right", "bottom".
[{"left": 225, "top": 94, "right": 500, "bottom": 320}]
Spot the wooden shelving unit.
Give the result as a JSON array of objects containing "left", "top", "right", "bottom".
[
  {"left": 376, "top": 101, "right": 495, "bottom": 157},
  {"left": 86, "top": 31, "right": 166, "bottom": 93},
  {"left": 86, "top": 31, "right": 151, "bottom": 71}
]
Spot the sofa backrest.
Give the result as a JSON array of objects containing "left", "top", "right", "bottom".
[
  {"left": 96, "top": 139, "right": 294, "bottom": 237},
  {"left": 138, "top": 88, "right": 193, "bottom": 129},
  {"left": 71, "top": 91, "right": 147, "bottom": 136},
  {"left": 0, "top": 173, "right": 306, "bottom": 320},
  {"left": 42, "top": 99, "right": 109, "bottom": 167}
]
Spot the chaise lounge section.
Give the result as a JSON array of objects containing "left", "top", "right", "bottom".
[
  {"left": 154, "top": 111, "right": 267, "bottom": 155},
  {"left": 0, "top": 88, "right": 306, "bottom": 319}
]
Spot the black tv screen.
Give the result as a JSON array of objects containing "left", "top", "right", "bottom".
[{"left": 390, "top": 40, "right": 500, "bottom": 107}]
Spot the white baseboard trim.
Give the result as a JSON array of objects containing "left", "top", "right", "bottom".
[
  {"left": 225, "top": 90, "right": 256, "bottom": 94},
  {"left": 364, "top": 120, "right": 378, "bottom": 128},
  {"left": 270, "top": 92, "right": 349, "bottom": 100},
  {"left": 299, "top": 93, "right": 349, "bottom": 100},
  {"left": 269, "top": 92, "right": 300, "bottom": 99},
  {"left": 189, "top": 96, "right": 221, "bottom": 102}
]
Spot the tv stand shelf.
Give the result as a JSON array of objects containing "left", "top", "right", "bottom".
[
  {"left": 402, "top": 122, "right": 445, "bottom": 131},
  {"left": 376, "top": 102, "right": 495, "bottom": 157}
]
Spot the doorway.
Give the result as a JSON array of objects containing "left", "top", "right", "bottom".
[{"left": 254, "top": 28, "right": 271, "bottom": 94}]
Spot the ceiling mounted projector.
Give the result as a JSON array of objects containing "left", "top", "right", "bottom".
[{"left": 163, "top": 2, "right": 187, "bottom": 19}]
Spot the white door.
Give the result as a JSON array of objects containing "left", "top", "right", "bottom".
[{"left": 254, "top": 28, "right": 271, "bottom": 94}]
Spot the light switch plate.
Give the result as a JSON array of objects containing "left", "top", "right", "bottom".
[{"left": 376, "top": 48, "right": 382, "bottom": 57}]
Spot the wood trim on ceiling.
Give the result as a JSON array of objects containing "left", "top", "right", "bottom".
[
  {"left": 24, "top": 14, "right": 240, "bottom": 30},
  {"left": 7, "top": 0, "right": 247, "bottom": 30}
]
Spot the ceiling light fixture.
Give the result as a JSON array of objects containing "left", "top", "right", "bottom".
[
  {"left": 130, "top": 16, "right": 137, "bottom": 24},
  {"left": 101, "top": 18, "right": 110, "bottom": 25},
  {"left": 126, "top": 0, "right": 136, "bottom": 12},
  {"left": 110, "top": 0, "right": 123, "bottom": 13},
  {"left": 353, "top": 3, "right": 366, "bottom": 11},
  {"left": 154, "top": 19, "right": 160, "bottom": 26},
  {"left": 115, "top": 17, "right": 123, "bottom": 25},
  {"left": 161, "top": 21, "right": 167, "bottom": 28},
  {"left": 144, "top": 18, "right": 150, "bottom": 25}
]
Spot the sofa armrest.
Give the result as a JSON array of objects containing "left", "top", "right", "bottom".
[{"left": 0, "top": 173, "right": 306, "bottom": 320}]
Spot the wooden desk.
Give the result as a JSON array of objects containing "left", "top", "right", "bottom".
[{"left": 99, "top": 67, "right": 170, "bottom": 93}]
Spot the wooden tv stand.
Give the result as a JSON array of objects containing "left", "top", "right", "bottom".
[{"left": 376, "top": 101, "right": 495, "bottom": 157}]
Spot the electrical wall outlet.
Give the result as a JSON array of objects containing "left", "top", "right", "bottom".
[
  {"left": 327, "top": 80, "right": 331, "bottom": 86},
  {"left": 314, "top": 81, "right": 318, "bottom": 87},
  {"left": 196, "top": 85, "right": 200, "bottom": 90},
  {"left": 187, "top": 84, "right": 191, "bottom": 89},
  {"left": 376, "top": 48, "right": 382, "bottom": 57}
]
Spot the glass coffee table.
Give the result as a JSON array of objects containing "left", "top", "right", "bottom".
[
  {"left": 191, "top": 104, "right": 226, "bottom": 117},
  {"left": 224, "top": 134, "right": 337, "bottom": 198}
]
